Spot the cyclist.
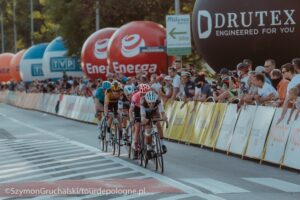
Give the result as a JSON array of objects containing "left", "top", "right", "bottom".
[
  {"left": 95, "top": 80, "right": 111, "bottom": 139},
  {"left": 129, "top": 84, "right": 151, "bottom": 160},
  {"left": 104, "top": 80, "right": 123, "bottom": 141},
  {"left": 118, "top": 85, "right": 135, "bottom": 142},
  {"left": 141, "top": 91, "right": 168, "bottom": 157}
]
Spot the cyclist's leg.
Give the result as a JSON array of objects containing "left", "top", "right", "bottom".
[
  {"left": 122, "top": 109, "right": 129, "bottom": 140},
  {"left": 154, "top": 111, "right": 167, "bottom": 153},
  {"left": 114, "top": 104, "right": 123, "bottom": 139},
  {"left": 133, "top": 106, "right": 141, "bottom": 159},
  {"left": 107, "top": 104, "right": 113, "bottom": 138}
]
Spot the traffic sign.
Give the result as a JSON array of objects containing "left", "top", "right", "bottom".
[{"left": 166, "top": 15, "right": 192, "bottom": 56}]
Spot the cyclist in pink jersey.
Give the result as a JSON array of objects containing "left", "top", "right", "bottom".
[{"left": 129, "top": 84, "right": 151, "bottom": 160}]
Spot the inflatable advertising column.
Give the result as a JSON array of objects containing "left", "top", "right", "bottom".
[
  {"left": 10, "top": 49, "right": 26, "bottom": 82},
  {"left": 192, "top": 0, "right": 300, "bottom": 71},
  {"left": 20, "top": 43, "right": 48, "bottom": 82},
  {"left": 0, "top": 53, "right": 15, "bottom": 83},
  {"left": 107, "top": 21, "right": 174, "bottom": 77},
  {"left": 81, "top": 28, "right": 118, "bottom": 80},
  {"left": 43, "top": 37, "right": 83, "bottom": 79}
]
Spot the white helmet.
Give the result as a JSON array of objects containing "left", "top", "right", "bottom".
[
  {"left": 145, "top": 91, "right": 158, "bottom": 103},
  {"left": 124, "top": 85, "right": 134, "bottom": 95}
]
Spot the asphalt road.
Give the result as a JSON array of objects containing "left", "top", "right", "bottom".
[{"left": 0, "top": 103, "right": 299, "bottom": 200}]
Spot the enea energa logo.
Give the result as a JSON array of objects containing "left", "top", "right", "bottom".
[
  {"left": 121, "top": 34, "right": 145, "bottom": 58},
  {"left": 94, "top": 38, "right": 109, "bottom": 59}
]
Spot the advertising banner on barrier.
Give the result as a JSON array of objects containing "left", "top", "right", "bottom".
[
  {"left": 165, "top": 102, "right": 189, "bottom": 141},
  {"left": 202, "top": 103, "right": 227, "bottom": 148},
  {"left": 181, "top": 102, "right": 200, "bottom": 142},
  {"left": 229, "top": 105, "right": 257, "bottom": 156},
  {"left": 263, "top": 108, "right": 292, "bottom": 164},
  {"left": 215, "top": 104, "right": 240, "bottom": 151},
  {"left": 283, "top": 113, "right": 300, "bottom": 170},
  {"left": 188, "top": 103, "right": 214, "bottom": 145},
  {"left": 163, "top": 102, "right": 176, "bottom": 136},
  {"left": 245, "top": 106, "right": 276, "bottom": 159}
]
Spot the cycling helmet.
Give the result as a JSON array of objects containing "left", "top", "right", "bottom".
[
  {"left": 145, "top": 91, "right": 158, "bottom": 103},
  {"left": 124, "top": 85, "right": 134, "bottom": 95},
  {"left": 102, "top": 81, "right": 111, "bottom": 90},
  {"left": 111, "top": 80, "right": 122, "bottom": 92},
  {"left": 139, "top": 84, "right": 151, "bottom": 94}
]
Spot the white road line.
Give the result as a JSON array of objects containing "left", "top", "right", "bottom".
[
  {"left": 0, "top": 112, "right": 227, "bottom": 200},
  {"left": 0, "top": 151, "right": 93, "bottom": 169},
  {"left": 111, "top": 193, "right": 158, "bottom": 200},
  {"left": 0, "top": 143, "right": 80, "bottom": 157},
  {"left": 0, "top": 148, "right": 88, "bottom": 165},
  {"left": 158, "top": 194, "right": 195, "bottom": 200},
  {"left": 0, "top": 139, "right": 54, "bottom": 146},
  {"left": 2, "top": 162, "right": 120, "bottom": 183},
  {"left": 243, "top": 178, "right": 300, "bottom": 192},
  {"left": 0, "top": 156, "right": 109, "bottom": 177},
  {"left": 0, "top": 154, "right": 103, "bottom": 171},
  {"left": 46, "top": 166, "right": 126, "bottom": 182},
  {"left": 0, "top": 140, "right": 59, "bottom": 151},
  {"left": 181, "top": 178, "right": 249, "bottom": 194},
  {"left": 0, "top": 141, "right": 69, "bottom": 153}
]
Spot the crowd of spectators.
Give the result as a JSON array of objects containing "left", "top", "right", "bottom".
[{"left": 1, "top": 58, "right": 300, "bottom": 116}]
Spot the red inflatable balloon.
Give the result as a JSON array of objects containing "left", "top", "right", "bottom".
[
  {"left": 81, "top": 28, "right": 118, "bottom": 80},
  {"left": 107, "top": 21, "right": 174, "bottom": 77},
  {"left": 10, "top": 49, "right": 26, "bottom": 82},
  {"left": 0, "top": 53, "right": 15, "bottom": 82}
]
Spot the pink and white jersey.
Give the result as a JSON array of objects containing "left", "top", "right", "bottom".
[{"left": 131, "top": 92, "right": 142, "bottom": 108}]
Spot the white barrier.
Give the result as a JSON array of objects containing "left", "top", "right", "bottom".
[
  {"left": 215, "top": 104, "right": 240, "bottom": 151},
  {"left": 263, "top": 108, "right": 292, "bottom": 164},
  {"left": 245, "top": 106, "right": 276, "bottom": 159},
  {"left": 229, "top": 105, "right": 257, "bottom": 156}
]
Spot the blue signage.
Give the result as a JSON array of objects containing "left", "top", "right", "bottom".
[
  {"left": 49, "top": 57, "right": 81, "bottom": 72},
  {"left": 31, "top": 64, "right": 44, "bottom": 76}
]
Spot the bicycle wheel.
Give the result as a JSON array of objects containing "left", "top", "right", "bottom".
[
  {"left": 99, "top": 119, "right": 106, "bottom": 151},
  {"left": 139, "top": 128, "right": 145, "bottom": 166},
  {"left": 127, "top": 124, "right": 133, "bottom": 159},
  {"left": 155, "top": 133, "right": 164, "bottom": 173},
  {"left": 112, "top": 123, "right": 117, "bottom": 155},
  {"left": 117, "top": 123, "right": 121, "bottom": 157}
]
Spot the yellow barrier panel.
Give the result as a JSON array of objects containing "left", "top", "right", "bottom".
[
  {"left": 283, "top": 112, "right": 300, "bottom": 170},
  {"left": 202, "top": 103, "right": 227, "bottom": 149},
  {"left": 163, "top": 102, "right": 178, "bottom": 138},
  {"left": 188, "top": 103, "right": 214, "bottom": 145},
  {"left": 263, "top": 108, "right": 293, "bottom": 165},
  {"left": 180, "top": 102, "right": 200, "bottom": 143},
  {"left": 229, "top": 105, "right": 257, "bottom": 156},
  {"left": 165, "top": 102, "right": 189, "bottom": 141},
  {"left": 245, "top": 106, "right": 275, "bottom": 160}
]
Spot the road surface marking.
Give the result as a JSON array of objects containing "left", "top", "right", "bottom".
[
  {"left": 182, "top": 178, "right": 249, "bottom": 194},
  {"left": 243, "top": 178, "right": 300, "bottom": 192}
]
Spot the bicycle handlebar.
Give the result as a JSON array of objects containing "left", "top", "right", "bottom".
[{"left": 151, "top": 118, "right": 169, "bottom": 129}]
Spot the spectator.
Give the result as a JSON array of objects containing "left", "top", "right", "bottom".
[
  {"left": 264, "top": 59, "right": 276, "bottom": 86},
  {"left": 238, "top": 71, "right": 258, "bottom": 108},
  {"left": 255, "top": 65, "right": 272, "bottom": 85},
  {"left": 243, "top": 59, "right": 254, "bottom": 71},
  {"left": 150, "top": 74, "right": 162, "bottom": 94},
  {"left": 292, "top": 58, "right": 300, "bottom": 74},
  {"left": 277, "top": 84, "right": 300, "bottom": 124},
  {"left": 283, "top": 63, "right": 300, "bottom": 93},
  {"left": 160, "top": 76, "right": 173, "bottom": 103},
  {"left": 214, "top": 68, "right": 238, "bottom": 102},
  {"left": 180, "top": 71, "right": 195, "bottom": 108},
  {"left": 253, "top": 73, "right": 278, "bottom": 105},
  {"left": 270, "top": 69, "right": 289, "bottom": 106},
  {"left": 237, "top": 62, "right": 250, "bottom": 96},
  {"left": 168, "top": 67, "right": 182, "bottom": 102},
  {"left": 192, "top": 75, "right": 212, "bottom": 111}
]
